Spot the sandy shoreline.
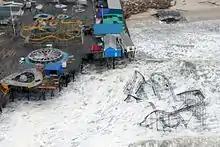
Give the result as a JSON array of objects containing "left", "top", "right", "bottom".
[{"left": 127, "top": 0, "right": 220, "bottom": 24}]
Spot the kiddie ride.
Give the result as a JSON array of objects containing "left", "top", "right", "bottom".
[
  {"left": 0, "top": 48, "right": 75, "bottom": 111},
  {"left": 20, "top": 14, "right": 83, "bottom": 43}
]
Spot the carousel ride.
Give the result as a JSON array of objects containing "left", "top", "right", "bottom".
[
  {"left": 24, "top": 47, "right": 69, "bottom": 65},
  {"left": 20, "top": 14, "right": 83, "bottom": 43},
  {"left": 0, "top": 68, "right": 43, "bottom": 94},
  {"left": 0, "top": 47, "right": 75, "bottom": 102}
]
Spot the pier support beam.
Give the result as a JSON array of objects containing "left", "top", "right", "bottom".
[
  {"left": 51, "top": 90, "right": 54, "bottom": 97},
  {"left": 113, "top": 58, "right": 115, "bottom": 69},
  {"left": 27, "top": 89, "right": 30, "bottom": 101}
]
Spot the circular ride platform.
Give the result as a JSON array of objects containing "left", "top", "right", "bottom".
[
  {"left": 28, "top": 48, "right": 63, "bottom": 63},
  {"left": 57, "top": 14, "right": 72, "bottom": 20},
  {"left": 33, "top": 13, "right": 54, "bottom": 21},
  {"left": 26, "top": 48, "right": 68, "bottom": 65}
]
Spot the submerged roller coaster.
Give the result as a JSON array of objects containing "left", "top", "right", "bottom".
[{"left": 123, "top": 71, "right": 207, "bottom": 131}]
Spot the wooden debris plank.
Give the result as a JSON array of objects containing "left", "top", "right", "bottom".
[{"left": 38, "top": 86, "right": 58, "bottom": 90}]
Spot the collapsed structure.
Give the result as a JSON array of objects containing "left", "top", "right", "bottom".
[{"left": 124, "top": 71, "right": 207, "bottom": 131}]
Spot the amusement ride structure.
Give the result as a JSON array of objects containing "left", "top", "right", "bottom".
[
  {"left": 0, "top": 0, "right": 137, "bottom": 113},
  {"left": 26, "top": 48, "right": 66, "bottom": 64},
  {"left": 0, "top": 47, "right": 75, "bottom": 106},
  {"left": 124, "top": 71, "right": 207, "bottom": 131},
  {"left": 20, "top": 14, "right": 83, "bottom": 43}
]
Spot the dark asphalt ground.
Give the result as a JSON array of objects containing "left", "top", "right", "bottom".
[{"left": 0, "top": 0, "right": 95, "bottom": 79}]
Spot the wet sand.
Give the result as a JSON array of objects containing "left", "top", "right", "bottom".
[{"left": 127, "top": 0, "right": 220, "bottom": 25}]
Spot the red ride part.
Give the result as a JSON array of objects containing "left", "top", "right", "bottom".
[{"left": 90, "top": 45, "right": 102, "bottom": 52}]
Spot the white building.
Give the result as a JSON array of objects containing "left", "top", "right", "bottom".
[
  {"left": 119, "top": 32, "right": 136, "bottom": 53},
  {"left": 107, "top": 0, "right": 122, "bottom": 9}
]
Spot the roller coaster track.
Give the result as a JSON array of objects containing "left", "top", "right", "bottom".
[
  {"left": 61, "top": 20, "right": 82, "bottom": 25},
  {"left": 20, "top": 31, "right": 81, "bottom": 42},
  {"left": 149, "top": 73, "right": 176, "bottom": 101},
  {"left": 123, "top": 71, "right": 176, "bottom": 102},
  {"left": 22, "top": 26, "right": 45, "bottom": 31},
  {"left": 123, "top": 71, "right": 207, "bottom": 131},
  {"left": 24, "top": 34, "right": 78, "bottom": 42},
  {"left": 20, "top": 20, "right": 82, "bottom": 43},
  {"left": 21, "top": 20, "right": 82, "bottom": 31},
  {"left": 123, "top": 71, "right": 147, "bottom": 96},
  {"left": 139, "top": 101, "right": 204, "bottom": 130}
]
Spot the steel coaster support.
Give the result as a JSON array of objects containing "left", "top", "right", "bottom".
[
  {"left": 51, "top": 90, "right": 54, "bottom": 97},
  {"left": 124, "top": 70, "right": 148, "bottom": 102},
  {"left": 10, "top": 88, "right": 15, "bottom": 102},
  {"left": 58, "top": 81, "right": 62, "bottom": 92},
  {"left": 42, "top": 90, "right": 46, "bottom": 100},
  {"left": 113, "top": 58, "right": 115, "bottom": 69},
  {"left": 149, "top": 73, "right": 176, "bottom": 101},
  {"left": 26, "top": 89, "right": 30, "bottom": 101}
]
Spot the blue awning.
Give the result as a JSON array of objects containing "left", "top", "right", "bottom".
[
  {"left": 97, "top": 8, "right": 122, "bottom": 18},
  {"left": 104, "top": 47, "right": 122, "bottom": 58},
  {"left": 45, "top": 63, "right": 62, "bottom": 71},
  {"left": 45, "top": 63, "right": 63, "bottom": 76},
  {"left": 93, "top": 24, "right": 123, "bottom": 35}
]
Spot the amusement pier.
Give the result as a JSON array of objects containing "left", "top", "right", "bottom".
[{"left": 0, "top": 0, "right": 136, "bottom": 112}]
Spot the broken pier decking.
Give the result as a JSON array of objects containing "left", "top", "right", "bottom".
[
  {"left": 9, "top": 72, "right": 74, "bottom": 101},
  {"left": 38, "top": 74, "right": 60, "bottom": 90}
]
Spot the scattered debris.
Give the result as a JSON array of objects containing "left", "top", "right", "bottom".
[
  {"left": 122, "top": 0, "right": 175, "bottom": 19},
  {"left": 179, "top": 61, "right": 198, "bottom": 79},
  {"left": 55, "top": 4, "right": 67, "bottom": 8},
  {"left": 35, "top": 4, "right": 43, "bottom": 10},
  {"left": 171, "top": 44, "right": 195, "bottom": 48},
  {"left": 199, "top": 1, "right": 220, "bottom": 6},
  {"left": 128, "top": 136, "right": 220, "bottom": 147},
  {"left": 153, "top": 10, "right": 183, "bottom": 23}
]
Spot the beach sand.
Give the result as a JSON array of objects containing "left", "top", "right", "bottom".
[{"left": 127, "top": 0, "right": 220, "bottom": 25}]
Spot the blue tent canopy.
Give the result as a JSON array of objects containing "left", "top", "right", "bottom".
[
  {"left": 97, "top": 8, "right": 122, "bottom": 17},
  {"left": 104, "top": 47, "right": 122, "bottom": 58},
  {"left": 45, "top": 63, "right": 62, "bottom": 76},
  {"left": 94, "top": 24, "right": 123, "bottom": 35}
]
